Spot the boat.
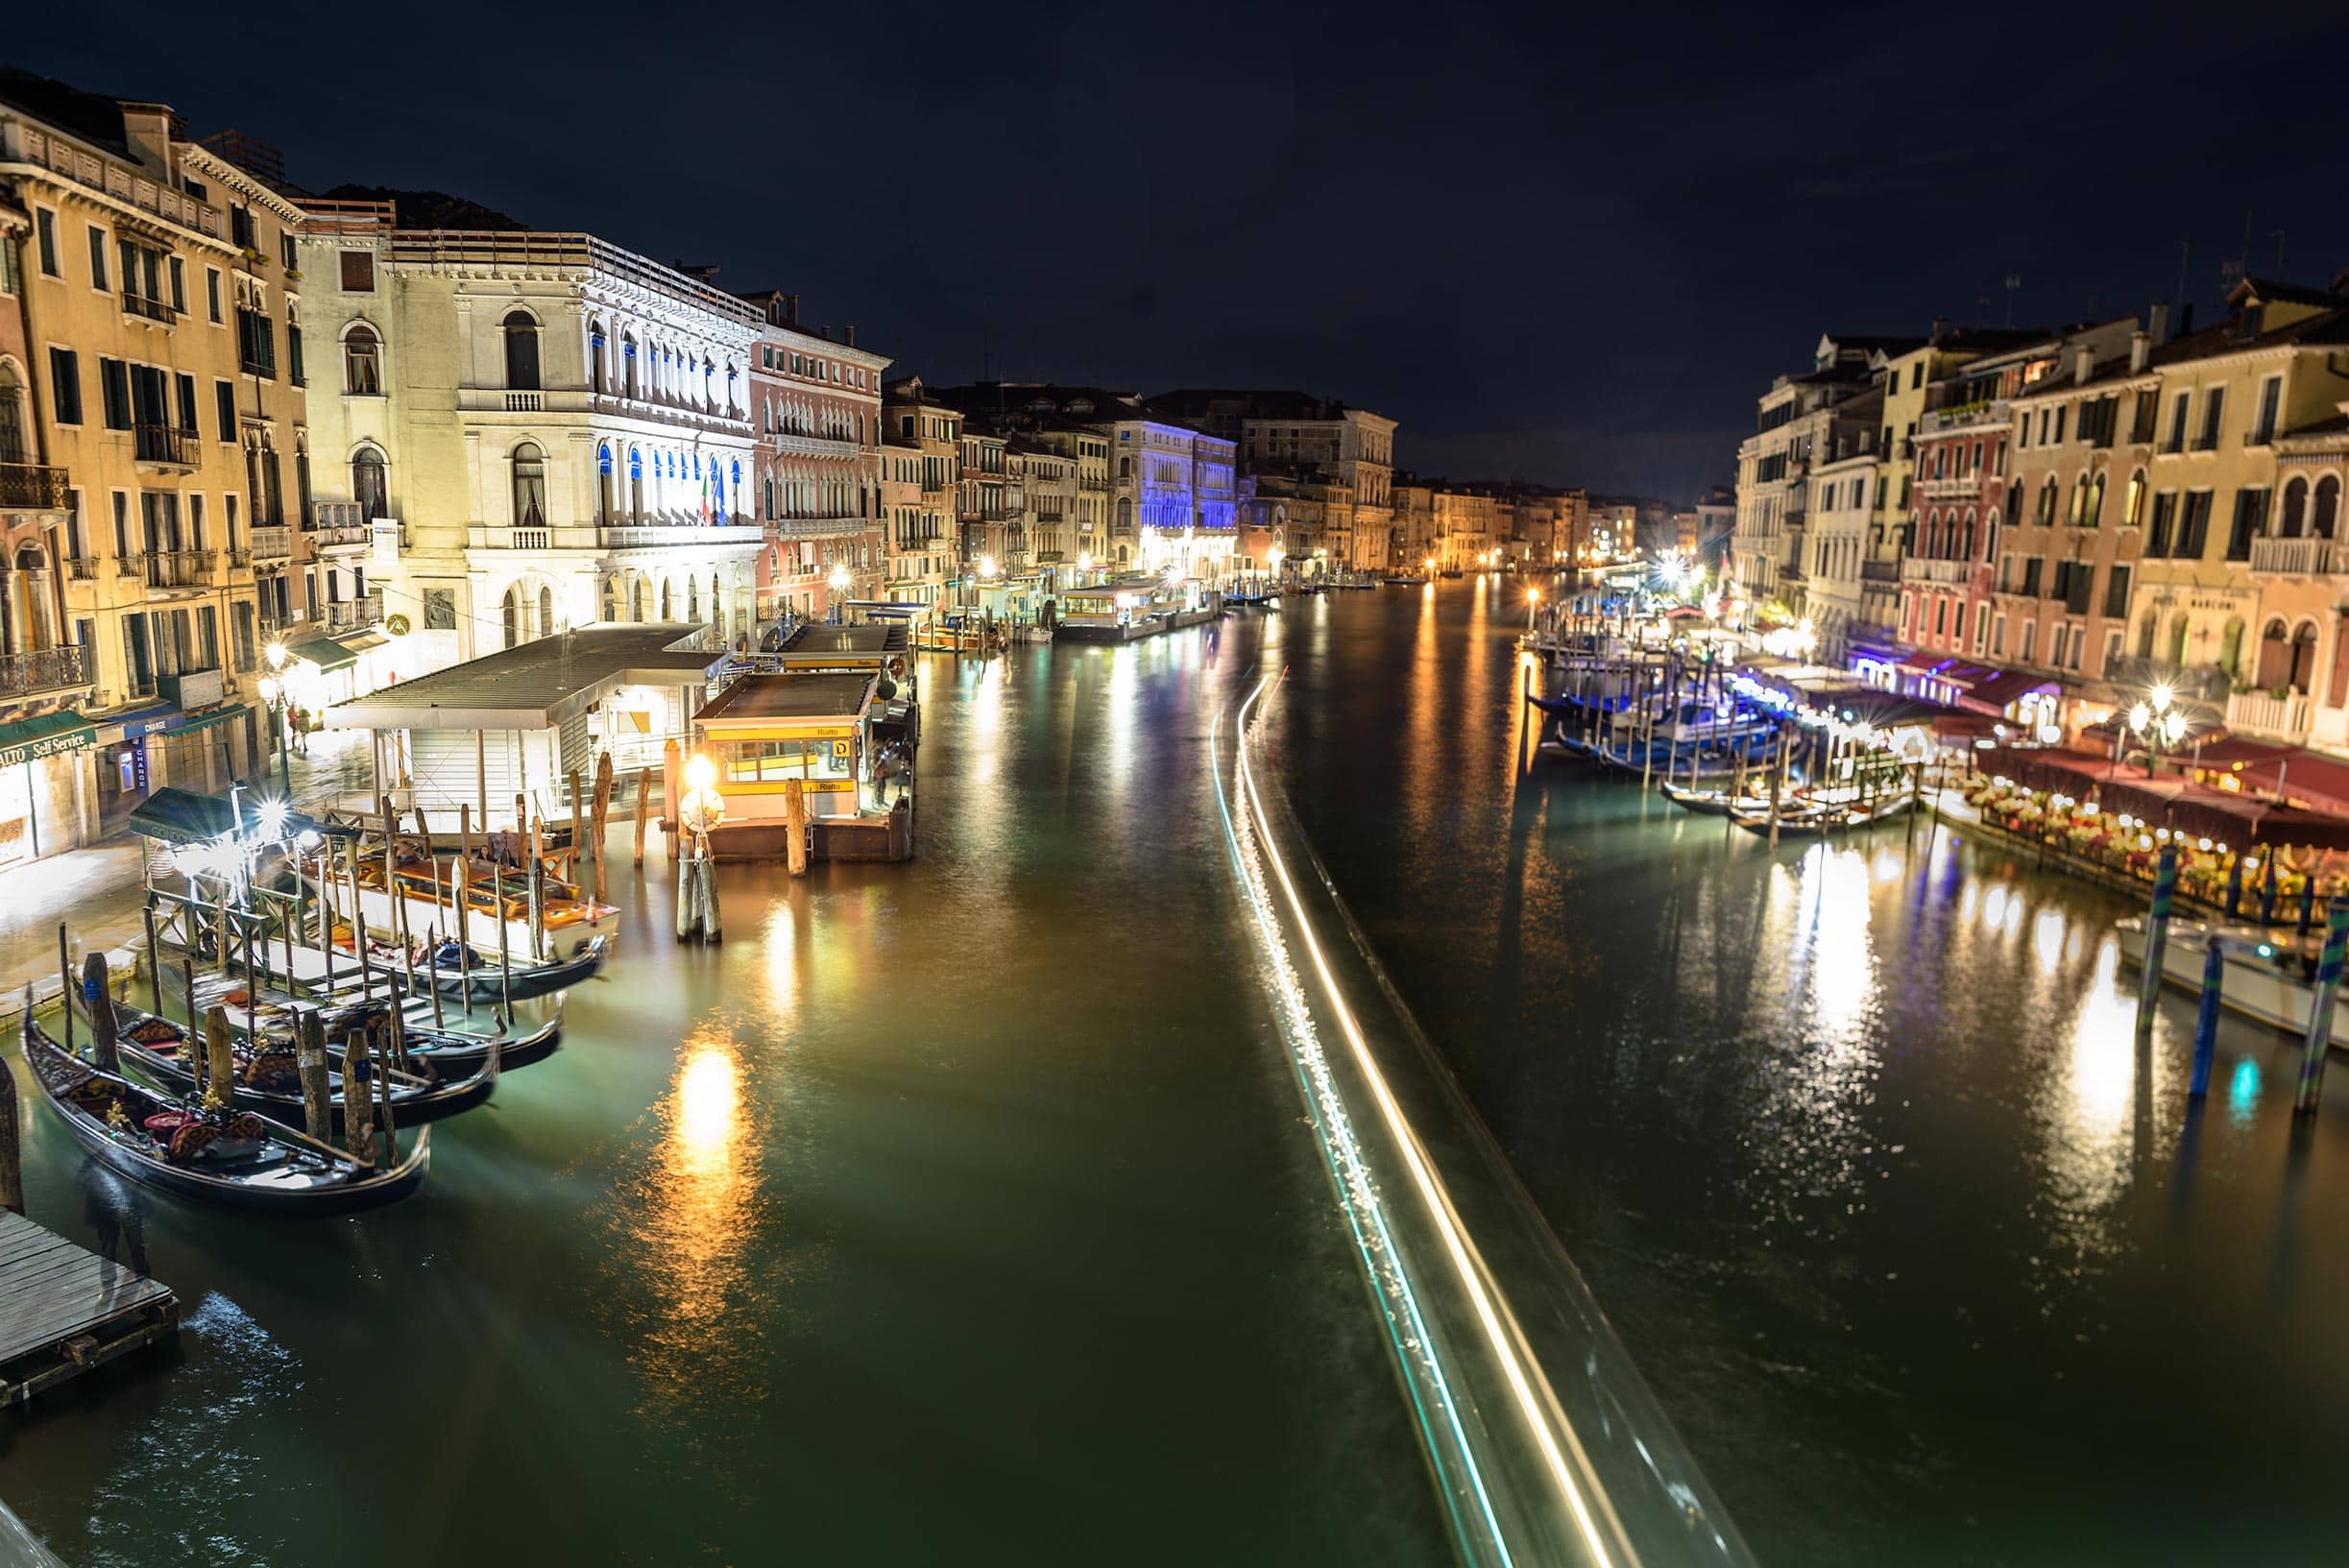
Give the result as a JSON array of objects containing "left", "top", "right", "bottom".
[
  {"left": 20, "top": 1010, "right": 429, "bottom": 1214},
  {"left": 81, "top": 992, "right": 498, "bottom": 1132},
  {"left": 162, "top": 958, "right": 562, "bottom": 1073},
  {"left": 326, "top": 931, "right": 608, "bottom": 1004},
  {"left": 1729, "top": 793, "right": 1910, "bottom": 837},
  {"left": 2115, "top": 917, "right": 2349, "bottom": 1049},
  {"left": 1658, "top": 782, "right": 1761, "bottom": 816},
  {"left": 306, "top": 842, "right": 617, "bottom": 963}
]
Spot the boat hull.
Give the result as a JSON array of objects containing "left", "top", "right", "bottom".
[{"left": 2116, "top": 918, "right": 2349, "bottom": 1049}]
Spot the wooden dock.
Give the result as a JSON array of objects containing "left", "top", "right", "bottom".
[{"left": 0, "top": 1209, "right": 178, "bottom": 1408}]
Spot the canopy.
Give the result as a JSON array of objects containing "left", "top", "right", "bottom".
[
  {"left": 281, "top": 632, "right": 359, "bottom": 674},
  {"left": 127, "top": 785, "right": 359, "bottom": 847},
  {"left": 0, "top": 712, "right": 96, "bottom": 770},
  {"left": 1974, "top": 746, "right": 2349, "bottom": 850}
]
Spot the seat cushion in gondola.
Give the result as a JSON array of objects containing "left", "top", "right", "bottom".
[{"left": 127, "top": 1017, "right": 184, "bottom": 1047}]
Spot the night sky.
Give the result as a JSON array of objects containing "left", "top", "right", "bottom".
[{"left": 13, "top": 3, "right": 2348, "bottom": 500}]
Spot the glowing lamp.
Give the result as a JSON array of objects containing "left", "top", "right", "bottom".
[
  {"left": 2149, "top": 682, "right": 2173, "bottom": 712},
  {"left": 684, "top": 753, "right": 717, "bottom": 792},
  {"left": 265, "top": 640, "right": 287, "bottom": 673}
]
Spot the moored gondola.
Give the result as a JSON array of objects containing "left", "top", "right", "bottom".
[
  {"left": 20, "top": 1010, "right": 428, "bottom": 1215},
  {"left": 162, "top": 961, "right": 562, "bottom": 1075},
  {"left": 81, "top": 993, "right": 497, "bottom": 1132}
]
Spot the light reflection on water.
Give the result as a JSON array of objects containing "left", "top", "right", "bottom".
[{"left": 611, "top": 1025, "right": 770, "bottom": 1426}]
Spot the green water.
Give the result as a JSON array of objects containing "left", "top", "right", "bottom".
[{"left": 1, "top": 626, "right": 1446, "bottom": 1565}]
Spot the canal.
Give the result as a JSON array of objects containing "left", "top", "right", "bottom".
[
  {"left": 9, "top": 580, "right": 2349, "bottom": 1565},
  {"left": 1258, "top": 577, "right": 2349, "bottom": 1566}
]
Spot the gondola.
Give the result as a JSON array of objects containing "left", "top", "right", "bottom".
[
  {"left": 80, "top": 992, "right": 498, "bottom": 1132},
  {"left": 381, "top": 932, "right": 608, "bottom": 1004},
  {"left": 160, "top": 959, "right": 562, "bottom": 1075},
  {"left": 1659, "top": 782, "right": 1740, "bottom": 816},
  {"left": 20, "top": 1010, "right": 429, "bottom": 1215}
]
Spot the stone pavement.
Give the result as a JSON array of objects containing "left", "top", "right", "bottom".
[{"left": 0, "top": 731, "right": 380, "bottom": 1016}]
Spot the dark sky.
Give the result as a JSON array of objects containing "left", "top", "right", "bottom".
[{"left": 15, "top": 3, "right": 2349, "bottom": 500}]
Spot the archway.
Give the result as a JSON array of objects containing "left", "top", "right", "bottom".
[{"left": 2256, "top": 617, "right": 2291, "bottom": 689}]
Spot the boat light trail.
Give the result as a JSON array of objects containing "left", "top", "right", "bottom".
[{"left": 1218, "top": 670, "right": 1626, "bottom": 1568}]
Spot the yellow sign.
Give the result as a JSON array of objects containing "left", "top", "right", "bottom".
[{"left": 831, "top": 739, "right": 851, "bottom": 760}]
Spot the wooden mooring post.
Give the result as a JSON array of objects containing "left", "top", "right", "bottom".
[
  {"left": 2293, "top": 897, "right": 2349, "bottom": 1115},
  {"left": 2133, "top": 843, "right": 2180, "bottom": 1046}
]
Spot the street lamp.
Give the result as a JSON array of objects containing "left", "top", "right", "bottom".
[
  {"left": 1526, "top": 586, "right": 1541, "bottom": 632},
  {"left": 258, "top": 639, "right": 292, "bottom": 796},
  {"left": 827, "top": 563, "right": 851, "bottom": 625},
  {"left": 2128, "top": 686, "right": 2190, "bottom": 778}
]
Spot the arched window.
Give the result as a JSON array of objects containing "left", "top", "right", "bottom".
[
  {"left": 600, "top": 576, "right": 617, "bottom": 624},
  {"left": 628, "top": 446, "right": 644, "bottom": 522},
  {"left": 2037, "top": 476, "right": 2058, "bottom": 525},
  {"left": 2291, "top": 620, "right": 2320, "bottom": 694},
  {"left": 2315, "top": 475, "right": 2341, "bottom": 541},
  {"left": 660, "top": 578, "right": 673, "bottom": 619},
  {"left": 538, "top": 585, "right": 555, "bottom": 638},
  {"left": 687, "top": 577, "right": 699, "bottom": 620},
  {"left": 1961, "top": 508, "right": 1976, "bottom": 562},
  {"left": 2123, "top": 469, "right": 2145, "bottom": 527},
  {"left": 503, "top": 310, "right": 541, "bottom": 391},
  {"left": 512, "top": 442, "right": 547, "bottom": 527},
  {"left": 501, "top": 587, "right": 520, "bottom": 649},
  {"left": 343, "top": 325, "right": 381, "bottom": 396},
  {"left": 2257, "top": 618, "right": 2292, "bottom": 691},
  {"left": 1982, "top": 509, "right": 1999, "bottom": 565},
  {"left": 2282, "top": 476, "right": 2310, "bottom": 538},
  {"left": 630, "top": 577, "right": 645, "bottom": 621},
  {"left": 621, "top": 334, "right": 640, "bottom": 399},
  {"left": 596, "top": 443, "right": 615, "bottom": 524},
  {"left": 0, "top": 362, "right": 26, "bottom": 463},
  {"left": 589, "top": 324, "right": 607, "bottom": 392},
  {"left": 352, "top": 446, "right": 389, "bottom": 519},
  {"left": 2083, "top": 472, "right": 2105, "bottom": 527}
]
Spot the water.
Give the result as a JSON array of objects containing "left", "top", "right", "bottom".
[
  {"left": 0, "top": 628, "right": 1447, "bottom": 1565},
  {"left": 1257, "top": 578, "right": 2349, "bottom": 1565},
  {"left": 12, "top": 583, "right": 2349, "bottom": 1565}
]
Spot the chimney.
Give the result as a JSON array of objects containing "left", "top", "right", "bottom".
[
  {"left": 844, "top": 326, "right": 856, "bottom": 348},
  {"left": 2072, "top": 345, "right": 2094, "bottom": 385},
  {"left": 117, "top": 102, "right": 175, "bottom": 175},
  {"left": 2149, "top": 302, "right": 2170, "bottom": 344},
  {"left": 2129, "top": 330, "right": 2150, "bottom": 374},
  {"left": 785, "top": 293, "right": 799, "bottom": 326},
  {"left": 2179, "top": 302, "right": 2195, "bottom": 336},
  {"left": 819, "top": 326, "right": 832, "bottom": 341}
]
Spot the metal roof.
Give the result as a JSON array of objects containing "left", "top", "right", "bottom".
[
  {"left": 692, "top": 672, "right": 875, "bottom": 725},
  {"left": 325, "top": 624, "right": 721, "bottom": 732}
]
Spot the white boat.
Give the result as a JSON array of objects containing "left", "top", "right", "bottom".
[{"left": 2115, "top": 917, "right": 2349, "bottom": 1049}]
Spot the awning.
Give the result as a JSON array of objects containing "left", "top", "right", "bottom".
[
  {"left": 127, "top": 785, "right": 357, "bottom": 846},
  {"left": 283, "top": 633, "right": 359, "bottom": 673},
  {"left": 1952, "top": 666, "right": 2060, "bottom": 717},
  {"left": 0, "top": 712, "right": 97, "bottom": 770},
  {"left": 165, "top": 703, "right": 254, "bottom": 737}
]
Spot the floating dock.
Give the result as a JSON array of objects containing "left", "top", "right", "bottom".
[{"left": 0, "top": 1209, "right": 178, "bottom": 1408}]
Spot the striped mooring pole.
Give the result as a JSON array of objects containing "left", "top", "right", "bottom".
[
  {"left": 2293, "top": 897, "right": 2349, "bottom": 1114},
  {"left": 2135, "top": 843, "right": 2180, "bottom": 1045},
  {"left": 2189, "top": 937, "right": 2225, "bottom": 1099}
]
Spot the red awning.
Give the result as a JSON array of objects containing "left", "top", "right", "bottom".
[
  {"left": 1953, "top": 666, "right": 2061, "bottom": 717},
  {"left": 1974, "top": 745, "right": 2349, "bottom": 849}
]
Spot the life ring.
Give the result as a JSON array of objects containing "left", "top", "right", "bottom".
[{"left": 886, "top": 657, "right": 907, "bottom": 678}]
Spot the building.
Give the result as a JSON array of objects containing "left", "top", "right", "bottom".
[
  {"left": 877, "top": 434, "right": 946, "bottom": 609},
  {"left": 1239, "top": 468, "right": 1353, "bottom": 577},
  {"left": 1150, "top": 389, "right": 1397, "bottom": 571},
  {"left": 739, "top": 291, "right": 889, "bottom": 623},
  {"left": 882, "top": 377, "right": 962, "bottom": 609},
  {"left": 1730, "top": 333, "right": 1901, "bottom": 623},
  {"left": 1798, "top": 389, "right": 1883, "bottom": 662},
  {"left": 0, "top": 71, "right": 277, "bottom": 853},
  {"left": 2129, "top": 277, "right": 2349, "bottom": 743},
  {"left": 1965, "top": 321, "right": 2148, "bottom": 724}
]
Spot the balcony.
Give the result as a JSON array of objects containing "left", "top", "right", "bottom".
[
  {"left": 146, "top": 549, "right": 216, "bottom": 591},
  {"left": 765, "top": 516, "right": 868, "bottom": 542},
  {"left": 0, "top": 462, "right": 70, "bottom": 512},
  {"left": 0, "top": 644, "right": 89, "bottom": 698},
  {"left": 133, "top": 423, "right": 201, "bottom": 470},
  {"left": 115, "top": 553, "right": 148, "bottom": 579},
  {"left": 1921, "top": 398, "right": 2005, "bottom": 434},
  {"left": 598, "top": 521, "right": 765, "bottom": 549},
  {"left": 2227, "top": 689, "right": 2313, "bottom": 739},
  {"left": 324, "top": 591, "right": 384, "bottom": 633},
  {"left": 1915, "top": 473, "right": 1983, "bottom": 502},
  {"left": 1901, "top": 557, "right": 1973, "bottom": 585},
  {"left": 2247, "top": 534, "right": 2345, "bottom": 577},
  {"left": 1859, "top": 559, "right": 1900, "bottom": 583},
  {"left": 250, "top": 525, "right": 293, "bottom": 560},
  {"left": 2106, "top": 653, "right": 2230, "bottom": 707},
  {"left": 63, "top": 556, "right": 98, "bottom": 581},
  {"left": 121, "top": 292, "right": 176, "bottom": 326},
  {"left": 228, "top": 547, "right": 251, "bottom": 568}
]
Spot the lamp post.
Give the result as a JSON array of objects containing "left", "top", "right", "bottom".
[
  {"left": 257, "top": 639, "right": 292, "bottom": 797},
  {"left": 2127, "top": 682, "right": 2190, "bottom": 778},
  {"left": 1526, "top": 586, "right": 1541, "bottom": 632}
]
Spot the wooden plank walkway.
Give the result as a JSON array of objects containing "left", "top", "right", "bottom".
[{"left": 0, "top": 1209, "right": 178, "bottom": 1408}]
